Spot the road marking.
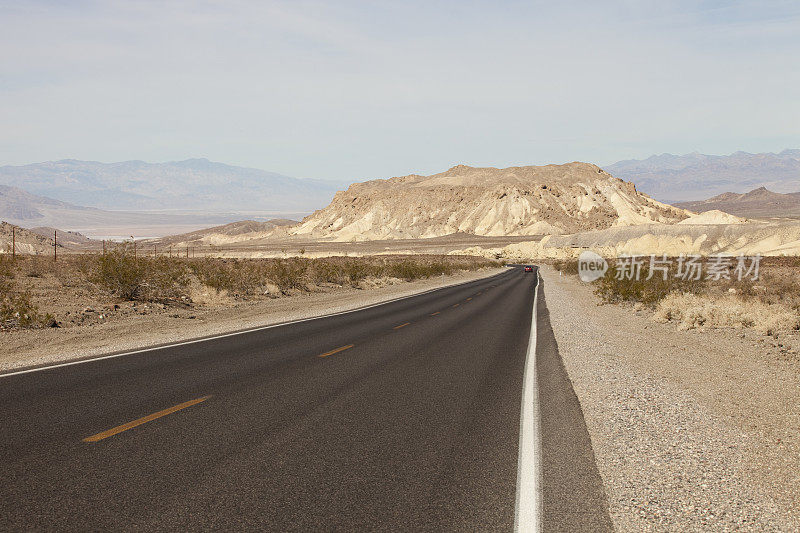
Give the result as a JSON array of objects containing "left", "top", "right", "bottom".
[
  {"left": 83, "top": 396, "right": 211, "bottom": 443},
  {"left": 452, "top": 303, "right": 459, "bottom": 308},
  {"left": 430, "top": 311, "right": 440, "bottom": 316},
  {"left": 318, "top": 344, "right": 354, "bottom": 358},
  {"left": 1, "top": 268, "right": 514, "bottom": 379},
  {"left": 514, "top": 269, "right": 541, "bottom": 532},
  {"left": 393, "top": 322, "right": 411, "bottom": 329},
  {"left": 466, "top": 297, "right": 472, "bottom": 301}
]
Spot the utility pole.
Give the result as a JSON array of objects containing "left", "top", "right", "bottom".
[
  {"left": 53, "top": 230, "right": 57, "bottom": 262},
  {"left": 11, "top": 225, "right": 15, "bottom": 259},
  {"left": 131, "top": 236, "right": 136, "bottom": 261},
  {"left": 102, "top": 239, "right": 106, "bottom": 254}
]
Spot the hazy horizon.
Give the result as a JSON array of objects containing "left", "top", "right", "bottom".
[{"left": 2, "top": 1, "right": 799, "bottom": 181}]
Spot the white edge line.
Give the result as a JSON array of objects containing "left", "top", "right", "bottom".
[
  {"left": 514, "top": 268, "right": 541, "bottom": 532},
  {"left": 0, "top": 267, "right": 514, "bottom": 379}
]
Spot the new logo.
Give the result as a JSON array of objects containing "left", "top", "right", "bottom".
[{"left": 578, "top": 251, "right": 608, "bottom": 282}]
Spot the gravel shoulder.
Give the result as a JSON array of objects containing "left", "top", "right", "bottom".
[
  {"left": 540, "top": 264, "right": 800, "bottom": 530},
  {"left": 0, "top": 267, "right": 506, "bottom": 373}
]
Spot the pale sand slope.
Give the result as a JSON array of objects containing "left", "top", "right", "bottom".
[
  {"left": 292, "top": 162, "right": 689, "bottom": 241},
  {"left": 541, "top": 265, "right": 800, "bottom": 530},
  {"left": 677, "top": 209, "right": 748, "bottom": 225},
  {"left": 454, "top": 221, "right": 800, "bottom": 259},
  {"left": 0, "top": 267, "right": 505, "bottom": 372}
]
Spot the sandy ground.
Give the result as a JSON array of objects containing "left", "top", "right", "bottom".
[
  {"left": 0, "top": 267, "right": 506, "bottom": 373},
  {"left": 540, "top": 265, "right": 800, "bottom": 530}
]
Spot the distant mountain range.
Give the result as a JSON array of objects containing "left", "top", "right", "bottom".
[
  {"left": 676, "top": 187, "right": 800, "bottom": 219},
  {"left": 0, "top": 158, "right": 342, "bottom": 212},
  {"left": 0, "top": 183, "right": 276, "bottom": 238},
  {"left": 606, "top": 149, "right": 800, "bottom": 202}
]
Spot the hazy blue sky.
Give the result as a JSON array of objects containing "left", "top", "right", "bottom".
[{"left": 1, "top": 0, "right": 798, "bottom": 180}]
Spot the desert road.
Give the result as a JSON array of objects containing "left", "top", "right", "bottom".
[{"left": 0, "top": 267, "right": 612, "bottom": 531}]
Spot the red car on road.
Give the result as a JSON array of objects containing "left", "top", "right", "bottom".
[{"left": 524, "top": 265, "right": 534, "bottom": 272}]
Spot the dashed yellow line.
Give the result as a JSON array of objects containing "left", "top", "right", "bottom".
[
  {"left": 319, "top": 344, "right": 355, "bottom": 358},
  {"left": 83, "top": 396, "right": 212, "bottom": 442},
  {"left": 452, "top": 303, "right": 460, "bottom": 308},
  {"left": 393, "top": 322, "right": 411, "bottom": 329},
  {"left": 430, "top": 311, "right": 441, "bottom": 316},
  {"left": 466, "top": 297, "right": 472, "bottom": 301}
]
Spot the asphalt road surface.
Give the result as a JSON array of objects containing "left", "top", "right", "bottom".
[{"left": 0, "top": 266, "right": 612, "bottom": 531}]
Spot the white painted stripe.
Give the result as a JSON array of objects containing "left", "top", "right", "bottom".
[
  {"left": 515, "top": 269, "right": 542, "bottom": 532},
  {"left": 0, "top": 267, "right": 513, "bottom": 379}
]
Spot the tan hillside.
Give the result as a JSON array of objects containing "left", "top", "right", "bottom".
[
  {"left": 453, "top": 220, "right": 800, "bottom": 260},
  {"left": 0, "top": 221, "right": 60, "bottom": 255},
  {"left": 676, "top": 187, "right": 800, "bottom": 219},
  {"left": 145, "top": 219, "right": 298, "bottom": 247},
  {"left": 677, "top": 210, "right": 747, "bottom": 225},
  {"left": 292, "top": 162, "right": 690, "bottom": 241}
]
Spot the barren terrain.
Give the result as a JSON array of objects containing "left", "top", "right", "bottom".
[
  {"left": 292, "top": 162, "right": 688, "bottom": 241},
  {"left": 540, "top": 265, "right": 800, "bottom": 530},
  {"left": 0, "top": 254, "right": 503, "bottom": 371}
]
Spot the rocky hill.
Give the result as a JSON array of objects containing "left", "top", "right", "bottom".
[
  {"left": 292, "top": 162, "right": 689, "bottom": 241},
  {"left": 0, "top": 222, "right": 60, "bottom": 255},
  {"left": 676, "top": 187, "right": 800, "bottom": 218},
  {"left": 147, "top": 219, "right": 298, "bottom": 247},
  {"left": 28, "top": 227, "right": 98, "bottom": 249},
  {"left": 606, "top": 149, "right": 800, "bottom": 203}
]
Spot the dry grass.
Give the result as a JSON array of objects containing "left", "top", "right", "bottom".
[
  {"left": 654, "top": 292, "right": 800, "bottom": 335},
  {"left": 551, "top": 256, "right": 800, "bottom": 335}
]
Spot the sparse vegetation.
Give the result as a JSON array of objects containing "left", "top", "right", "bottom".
[
  {"left": 551, "top": 256, "right": 800, "bottom": 335},
  {"left": 551, "top": 258, "right": 579, "bottom": 276},
  {"left": 92, "top": 245, "right": 190, "bottom": 302},
  {"left": 594, "top": 262, "right": 706, "bottom": 306},
  {"left": 0, "top": 250, "right": 501, "bottom": 331},
  {"left": 0, "top": 255, "right": 55, "bottom": 329}
]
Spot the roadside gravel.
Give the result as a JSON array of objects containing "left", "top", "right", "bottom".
[
  {"left": 0, "top": 267, "right": 506, "bottom": 373},
  {"left": 540, "top": 265, "right": 800, "bottom": 531}
]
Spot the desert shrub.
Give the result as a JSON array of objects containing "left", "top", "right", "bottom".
[
  {"left": 551, "top": 258, "right": 579, "bottom": 276},
  {"left": 92, "top": 246, "right": 148, "bottom": 299},
  {"left": 189, "top": 257, "right": 313, "bottom": 296},
  {"left": 93, "top": 252, "right": 498, "bottom": 300},
  {"left": 0, "top": 255, "right": 12, "bottom": 284},
  {"left": 655, "top": 292, "right": 800, "bottom": 335},
  {"left": 0, "top": 290, "right": 53, "bottom": 329},
  {"left": 594, "top": 262, "right": 706, "bottom": 306},
  {"left": 308, "top": 259, "right": 347, "bottom": 285},
  {"left": 190, "top": 258, "right": 238, "bottom": 293},
  {"left": 144, "top": 256, "right": 191, "bottom": 301},
  {"left": 266, "top": 258, "right": 310, "bottom": 292},
  {"left": 385, "top": 259, "right": 449, "bottom": 280},
  {"left": 343, "top": 259, "right": 372, "bottom": 286},
  {"left": 92, "top": 245, "right": 190, "bottom": 302}
]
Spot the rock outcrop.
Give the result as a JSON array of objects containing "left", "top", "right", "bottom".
[{"left": 292, "top": 162, "right": 689, "bottom": 241}]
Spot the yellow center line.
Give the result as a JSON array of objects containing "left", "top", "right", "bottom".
[
  {"left": 466, "top": 297, "right": 472, "bottom": 301},
  {"left": 393, "top": 322, "right": 411, "bottom": 329},
  {"left": 452, "top": 303, "right": 460, "bottom": 308},
  {"left": 319, "top": 344, "right": 355, "bottom": 358},
  {"left": 83, "top": 395, "right": 212, "bottom": 443},
  {"left": 430, "top": 311, "right": 441, "bottom": 316}
]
